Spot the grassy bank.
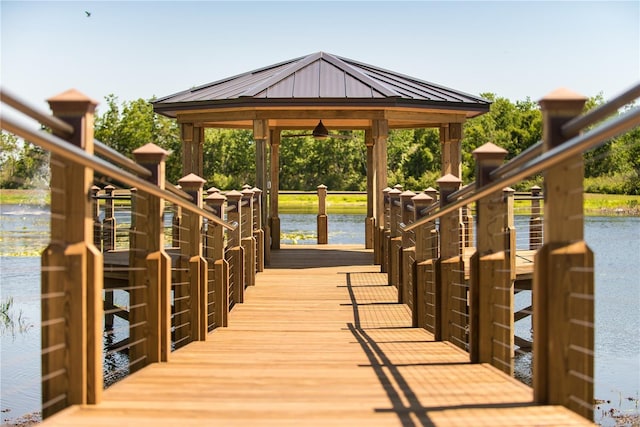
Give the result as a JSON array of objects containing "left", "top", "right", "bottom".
[{"left": 1, "top": 189, "right": 638, "bottom": 216}]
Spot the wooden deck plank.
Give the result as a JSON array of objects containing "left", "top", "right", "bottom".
[{"left": 42, "top": 245, "right": 592, "bottom": 426}]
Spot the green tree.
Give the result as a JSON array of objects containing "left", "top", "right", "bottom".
[
  {"left": 0, "top": 131, "right": 49, "bottom": 189},
  {"left": 94, "top": 96, "right": 182, "bottom": 183}
]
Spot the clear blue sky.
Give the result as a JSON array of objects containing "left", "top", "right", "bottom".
[{"left": 1, "top": 1, "right": 639, "bottom": 115}]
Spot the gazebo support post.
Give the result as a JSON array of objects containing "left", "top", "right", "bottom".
[
  {"left": 253, "top": 119, "right": 269, "bottom": 258},
  {"left": 181, "top": 123, "right": 204, "bottom": 177},
  {"left": 372, "top": 119, "right": 388, "bottom": 258},
  {"left": 365, "top": 129, "right": 375, "bottom": 249},
  {"left": 269, "top": 129, "right": 281, "bottom": 251},
  {"left": 440, "top": 123, "right": 463, "bottom": 178}
]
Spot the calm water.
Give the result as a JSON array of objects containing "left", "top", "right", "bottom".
[{"left": 1, "top": 206, "right": 638, "bottom": 425}]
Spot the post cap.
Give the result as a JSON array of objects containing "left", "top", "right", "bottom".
[
  {"left": 437, "top": 174, "right": 462, "bottom": 185},
  {"left": 317, "top": 184, "right": 327, "bottom": 189},
  {"left": 205, "top": 192, "right": 227, "bottom": 203},
  {"left": 178, "top": 173, "right": 206, "bottom": 190},
  {"left": 225, "top": 189, "right": 243, "bottom": 199},
  {"left": 538, "top": 88, "right": 587, "bottom": 113},
  {"left": 472, "top": 142, "right": 508, "bottom": 160},
  {"left": 206, "top": 186, "right": 220, "bottom": 195},
  {"left": 132, "top": 142, "right": 169, "bottom": 163},
  {"left": 412, "top": 192, "right": 433, "bottom": 204},
  {"left": 47, "top": 89, "right": 98, "bottom": 115}
]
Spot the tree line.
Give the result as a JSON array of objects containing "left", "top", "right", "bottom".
[{"left": 1, "top": 93, "right": 637, "bottom": 194}]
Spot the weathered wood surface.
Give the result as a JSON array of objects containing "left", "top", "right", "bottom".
[{"left": 44, "top": 245, "right": 592, "bottom": 426}]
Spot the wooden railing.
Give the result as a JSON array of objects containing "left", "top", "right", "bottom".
[
  {"left": 2, "top": 84, "right": 637, "bottom": 423},
  {"left": 375, "top": 84, "right": 640, "bottom": 420},
  {"left": 0, "top": 88, "right": 265, "bottom": 418}
]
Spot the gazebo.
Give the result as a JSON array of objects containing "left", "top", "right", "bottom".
[{"left": 152, "top": 51, "right": 490, "bottom": 249}]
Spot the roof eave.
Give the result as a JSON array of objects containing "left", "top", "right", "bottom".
[{"left": 153, "top": 97, "right": 491, "bottom": 119}]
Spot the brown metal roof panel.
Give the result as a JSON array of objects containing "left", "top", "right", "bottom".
[
  {"left": 292, "top": 61, "right": 320, "bottom": 98},
  {"left": 263, "top": 75, "right": 296, "bottom": 98},
  {"left": 344, "top": 74, "right": 380, "bottom": 98},
  {"left": 160, "top": 60, "right": 298, "bottom": 102},
  {"left": 319, "top": 61, "right": 347, "bottom": 98},
  {"left": 352, "top": 61, "right": 488, "bottom": 104},
  {"left": 355, "top": 67, "right": 456, "bottom": 101}
]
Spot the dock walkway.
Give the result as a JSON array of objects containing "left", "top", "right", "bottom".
[{"left": 41, "top": 245, "right": 592, "bottom": 426}]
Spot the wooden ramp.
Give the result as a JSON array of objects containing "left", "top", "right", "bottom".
[{"left": 42, "top": 245, "right": 592, "bottom": 426}]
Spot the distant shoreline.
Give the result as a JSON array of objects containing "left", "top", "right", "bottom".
[{"left": 1, "top": 189, "right": 639, "bottom": 217}]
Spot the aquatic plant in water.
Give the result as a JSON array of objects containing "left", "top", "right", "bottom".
[{"left": 0, "top": 297, "right": 33, "bottom": 337}]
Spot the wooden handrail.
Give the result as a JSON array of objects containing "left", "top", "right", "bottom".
[
  {"left": 0, "top": 87, "right": 74, "bottom": 137},
  {"left": 562, "top": 82, "right": 640, "bottom": 137},
  {"left": 166, "top": 182, "right": 193, "bottom": 201},
  {"left": 94, "top": 140, "right": 152, "bottom": 179},
  {"left": 1, "top": 115, "right": 235, "bottom": 230},
  {"left": 405, "top": 105, "right": 640, "bottom": 232}
]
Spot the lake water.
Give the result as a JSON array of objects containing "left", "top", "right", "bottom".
[{"left": 1, "top": 206, "right": 638, "bottom": 425}]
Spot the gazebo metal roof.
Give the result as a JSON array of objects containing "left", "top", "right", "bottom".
[{"left": 152, "top": 52, "right": 490, "bottom": 130}]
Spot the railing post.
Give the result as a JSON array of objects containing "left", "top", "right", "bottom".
[
  {"left": 241, "top": 187, "right": 256, "bottom": 287},
  {"left": 317, "top": 184, "right": 328, "bottom": 244},
  {"left": 130, "top": 143, "right": 172, "bottom": 367},
  {"left": 469, "top": 142, "right": 513, "bottom": 375},
  {"left": 529, "top": 185, "right": 543, "bottom": 250},
  {"left": 172, "top": 188, "right": 182, "bottom": 248},
  {"left": 534, "top": 89, "right": 593, "bottom": 419},
  {"left": 252, "top": 187, "right": 265, "bottom": 272},
  {"left": 91, "top": 185, "right": 102, "bottom": 251},
  {"left": 462, "top": 204, "right": 474, "bottom": 248},
  {"left": 388, "top": 188, "right": 402, "bottom": 287},
  {"left": 205, "top": 192, "right": 229, "bottom": 328},
  {"left": 412, "top": 192, "right": 433, "bottom": 328},
  {"left": 103, "top": 184, "right": 116, "bottom": 251},
  {"left": 177, "top": 173, "right": 208, "bottom": 343},
  {"left": 399, "top": 190, "right": 416, "bottom": 305},
  {"left": 378, "top": 187, "right": 392, "bottom": 271},
  {"left": 226, "top": 190, "right": 245, "bottom": 304},
  {"left": 435, "top": 174, "right": 464, "bottom": 346},
  {"left": 424, "top": 187, "right": 440, "bottom": 260},
  {"left": 42, "top": 90, "right": 102, "bottom": 417}
]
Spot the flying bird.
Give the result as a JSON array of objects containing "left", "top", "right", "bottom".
[{"left": 85, "top": 11, "right": 91, "bottom": 17}]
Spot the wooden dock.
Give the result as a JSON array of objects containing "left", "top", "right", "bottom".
[{"left": 40, "top": 245, "right": 592, "bottom": 426}]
